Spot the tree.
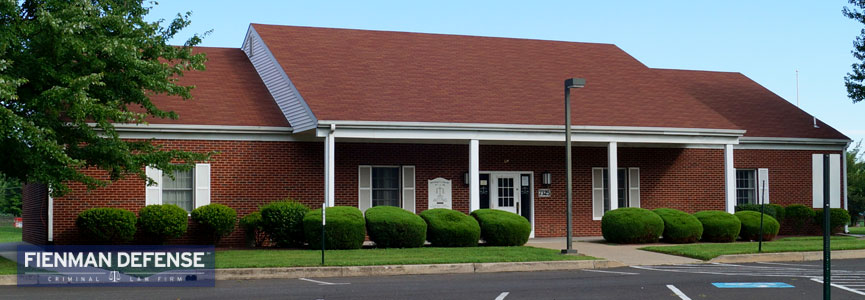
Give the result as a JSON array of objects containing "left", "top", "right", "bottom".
[
  {"left": 843, "top": 1, "right": 865, "bottom": 103},
  {"left": 848, "top": 141, "right": 865, "bottom": 225},
  {"left": 0, "top": 0, "right": 211, "bottom": 195},
  {"left": 0, "top": 174, "right": 21, "bottom": 216}
]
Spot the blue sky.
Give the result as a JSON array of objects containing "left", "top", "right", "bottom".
[{"left": 147, "top": 0, "right": 865, "bottom": 144}]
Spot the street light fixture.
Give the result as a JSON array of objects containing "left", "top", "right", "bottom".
[{"left": 562, "top": 78, "right": 585, "bottom": 255}]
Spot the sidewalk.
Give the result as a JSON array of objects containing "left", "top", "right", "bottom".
[{"left": 526, "top": 237, "right": 701, "bottom": 266}]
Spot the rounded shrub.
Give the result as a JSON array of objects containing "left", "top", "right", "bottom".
[
  {"left": 260, "top": 200, "right": 310, "bottom": 247},
  {"left": 191, "top": 203, "right": 237, "bottom": 244},
  {"left": 768, "top": 204, "right": 785, "bottom": 221},
  {"left": 240, "top": 211, "right": 267, "bottom": 247},
  {"left": 601, "top": 207, "right": 664, "bottom": 244},
  {"left": 138, "top": 204, "right": 189, "bottom": 243},
  {"left": 652, "top": 208, "right": 703, "bottom": 244},
  {"left": 785, "top": 204, "right": 815, "bottom": 234},
  {"left": 735, "top": 204, "right": 780, "bottom": 221},
  {"left": 735, "top": 210, "right": 780, "bottom": 241},
  {"left": 303, "top": 206, "right": 366, "bottom": 250},
  {"left": 419, "top": 208, "right": 480, "bottom": 247},
  {"left": 693, "top": 210, "right": 741, "bottom": 243},
  {"left": 76, "top": 208, "right": 137, "bottom": 243},
  {"left": 364, "top": 206, "right": 426, "bottom": 248},
  {"left": 470, "top": 209, "right": 531, "bottom": 246},
  {"left": 813, "top": 208, "right": 851, "bottom": 234}
]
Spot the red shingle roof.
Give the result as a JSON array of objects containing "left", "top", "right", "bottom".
[
  {"left": 252, "top": 24, "right": 739, "bottom": 130},
  {"left": 145, "top": 47, "right": 289, "bottom": 127},
  {"left": 653, "top": 69, "right": 848, "bottom": 139}
]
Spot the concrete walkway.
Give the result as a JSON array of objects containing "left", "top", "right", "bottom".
[{"left": 526, "top": 237, "right": 701, "bottom": 266}]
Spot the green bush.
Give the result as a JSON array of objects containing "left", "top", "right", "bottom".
[
  {"left": 419, "top": 208, "right": 480, "bottom": 247},
  {"left": 260, "top": 200, "right": 310, "bottom": 247},
  {"left": 768, "top": 204, "right": 785, "bottom": 221},
  {"left": 652, "top": 208, "right": 703, "bottom": 244},
  {"left": 76, "top": 208, "right": 137, "bottom": 243},
  {"left": 735, "top": 211, "right": 780, "bottom": 241},
  {"left": 138, "top": 204, "right": 188, "bottom": 243},
  {"left": 240, "top": 211, "right": 268, "bottom": 247},
  {"left": 735, "top": 204, "right": 781, "bottom": 221},
  {"left": 191, "top": 203, "right": 237, "bottom": 243},
  {"left": 693, "top": 210, "right": 741, "bottom": 243},
  {"left": 364, "top": 206, "right": 426, "bottom": 248},
  {"left": 303, "top": 206, "right": 366, "bottom": 250},
  {"left": 813, "top": 208, "right": 851, "bottom": 234},
  {"left": 470, "top": 209, "right": 531, "bottom": 246},
  {"left": 600, "top": 207, "right": 664, "bottom": 244},
  {"left": 785, "top": 204, "right": 815, "bottom": 234}
]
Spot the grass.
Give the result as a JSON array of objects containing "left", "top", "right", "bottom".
[
  {"left": 0, "top": 226, "right": 21, "bottom": 243},
  {"left": 849, "top": 226, "right": 865, "bottom": 234},
  {"left": 216, "top": 246, "right": 596, "bottom": 268},
  {"left": 641, "top": 236, "right": 865, "bottom": 260},
  {"left": 0, "top": 257, "right": 15, "bottom": 275}
]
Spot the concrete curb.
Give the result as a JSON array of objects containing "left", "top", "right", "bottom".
[
  {"left": 0, "top": 275, "right": 13, "bottom": 285},
  {"left": 709, "top": 249, "right": 865, "bottom": 263},
  {"left": 216, "top": 260, "right": 625, "bottom": 281}
]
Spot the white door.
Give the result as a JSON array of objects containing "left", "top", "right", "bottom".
[{"left": 491, "top": 173, "right": 520, "bottom": 214}]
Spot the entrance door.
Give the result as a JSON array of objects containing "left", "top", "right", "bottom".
[{"left": 490, "top": 173, "right": 520, "bottom": 214}]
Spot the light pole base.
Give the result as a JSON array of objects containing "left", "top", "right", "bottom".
[{"left": 560, "top": 249, "right": 579, "bottom": 255}]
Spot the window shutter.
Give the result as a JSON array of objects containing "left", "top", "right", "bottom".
[
  {"left": 592, "top": 168, "right": 604, "bottom": 219},
  {"left": 757, "top": 168, "right": 769, "bottom": 204},
  {"left": 195, "top": 163, "right": 211, "bottom": 208},
  {"left": 402, "top": 166, "right": 416, "bottom": 213},
  {"left": 358, "top": 166, "right": 372, "bottom": 212},
  {"left": 830, "top": 154, "right": 841, "bottom": 208},
  {"left": 812, "top": 154, "right": 823, "bottom": 208},
  {"left": 628, "top": 168, "right": 640, "bottom": 208},
  {"left": 145, "top": 166, "right": 162, "bottom": 206}
]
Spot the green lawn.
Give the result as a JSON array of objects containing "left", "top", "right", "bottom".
[
  {"left": 0, "top": 226, "right": 21, "bottom": 243},
  {"left": 217, "top": 246, "right": 596, "bottom": 268},
  {"left": 849, "top": 227, "right": 865, "bottom": 234},
  {"left": 0, "top": 257, "right": 15, "bottom": 275},
  {"left": 641, "top": 236, "right": 865, "bottom": 260}
]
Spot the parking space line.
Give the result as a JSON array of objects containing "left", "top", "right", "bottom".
[
  {"left": 582, "top": 269, "right": 639, "bottom": 275},
  {"left": 756, "top": 262, "right": 817, "bottom": 268},
  {"left": 298, "top": 278, "right": 350, "bottom": 285},
  {"left": 494, "top": 292, "right": 509, "bottom": 300},
  {"left": 810, "top": 278, "right": 865, "bottom": 296},
  {"left": 666, "top": 284, "right": 692, "bottom": 300}
]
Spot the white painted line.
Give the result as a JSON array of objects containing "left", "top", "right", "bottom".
[
  {"left": 299, "top": 278, "right": 350, "bottom": 285},
  {"left": 494, "top": 292, "right": 509, "bottom": 300},
  {"left": 666, "top": 284, "right": 692, "bottom": 300},
  {"left": 756, "top": 262, "right": 817, "bottom": 268},
  {"left": 810, "top": 278, "right": 865, "bottom": 296},
  {"left": 583, "top": 269, "right": 640, "bottom": 275}
]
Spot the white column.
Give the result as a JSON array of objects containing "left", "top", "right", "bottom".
[
  {"left": 47, "top": 187, "right": 53, "bottom": 242},
  {"left": 724, "top": 144, "right": 736, "bottom": 213},
  {"left": 469, "top": 139, "right": 480, "bottom": 212},
  {"left": 324, "top": 126, "right": 336, "bottom": 207},
  {"left": 608, "top": 142, "right": 618, "bottom": 211}
]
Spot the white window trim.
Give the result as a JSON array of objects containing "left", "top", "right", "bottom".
[
  {"left": 592, "top": 167, "right": 640, "bottom": 220},
  {"left": 735, "top": 168, "right": 770, "bottom": 206},
  {"left": 735, "top": 169, "right": 758, "bottom": 206},
  {"left": 358, "top": 165, "right": 415, "bottom": 212},
  {"left": 145, "top": 164, "right": 211, "bottom": 213}
]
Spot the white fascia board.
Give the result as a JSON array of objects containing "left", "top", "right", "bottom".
[
  {"left": 735, "top": 136, "right": 851, "bottom": 151},
  {"left": 315, "top": 121, "right": 743, "bottom": 145},
  {"left": 97, "top": 123, "right": 313, "bottom": 142}
]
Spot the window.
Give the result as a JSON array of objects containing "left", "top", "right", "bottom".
[
  {"left": 372, "top": 167, "right": 400, "bottom": 207},
  {"left": 736, "top": 169, "right": 756, "bottom": 205},
  {"left": 163, "top": 169, "right": 194, "bottom": 212},
  {"left": 145, "top": 164, "right": 210, "bottom": 213},
  {"left": 592, "top": 167, "right": 639, "bottom": 219}
]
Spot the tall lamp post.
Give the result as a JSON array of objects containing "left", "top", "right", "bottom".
[{"left": 562, "top": 78, "right": 585, "bottom": 254}]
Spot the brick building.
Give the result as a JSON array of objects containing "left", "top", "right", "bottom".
[{"left": 22, "top": 24, "right": 851, "bottom": 246}]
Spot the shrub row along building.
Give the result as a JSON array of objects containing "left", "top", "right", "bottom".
[{"left": 22, "top": 24, "right": 851, "bottom": 246}]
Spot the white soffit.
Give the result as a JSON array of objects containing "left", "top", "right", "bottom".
[{"left": 242, "top": 25, "right": 318, "bottom": 132}]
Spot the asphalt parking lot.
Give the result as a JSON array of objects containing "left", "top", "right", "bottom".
[{"left": 1, "top": 259, "right": 863, "bottom": 299}]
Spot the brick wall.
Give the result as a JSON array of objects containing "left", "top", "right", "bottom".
[{"left": 38, "top": 140, "right": 834, "bottom": 246}]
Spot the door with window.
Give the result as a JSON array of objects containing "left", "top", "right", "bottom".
[{"left": 490, "top": 173, "right": 520, "bottom": 214}]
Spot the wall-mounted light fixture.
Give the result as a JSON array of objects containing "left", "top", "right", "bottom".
[
  {"left": 464, "top": 172, "right": 470, "bottom": 185},
  {"left": 542, "top": 171, "right": 552, "bottom": 186}
]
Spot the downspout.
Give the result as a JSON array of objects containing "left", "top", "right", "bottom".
[{"left": 47, "top": 186, "right": 53, "bottom": 243}]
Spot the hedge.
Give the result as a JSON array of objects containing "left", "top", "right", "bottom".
[
  {"left": 191, "top": 203, "right": 237, "bottom": 243},
  {"left": 138, "top": 204, "right": 188, "bottom": 243},
  {"left": 735, "top": 204, "right": 782, "bottom": 222},
  {"left": 76, "top": 208, "right": 137, "bottom": 243},
  {"left": 735, "top": 210, "right": 780, "bottom": 241},
  {"left": 260, "top": 200, "right": 309, "bottom": 247},
  {"left": 785, "top": 204, "right": 814, "bottom": 234},
  {"left": 364, "top": 206, "right": 426, "bottom": 248},
  {"left": 652, "top": 208, "right": 703, "bottom": 244},
  {"left": 768, "top": 204, "right": 785, "bottom": 221},
  {"left": 813, "top": 208, "right": 851, "bottom": 234},
  {"left": 419, "top": 208, "right": 480, "bottom": 247},
  {"left": 601, "top": 207, "right": 664, "bottom": 244},
  {"left": 693, "top": 210, "right": 740, "bottom": 243},
  {"left": 470, "top": 209, "right": 531, "bottom": 246},
  {"left": 239, "top": 211, "right": 268, "bottom": 247},
  {"left": 303, "top": 206, "right": 366, "bottom": 250}
]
